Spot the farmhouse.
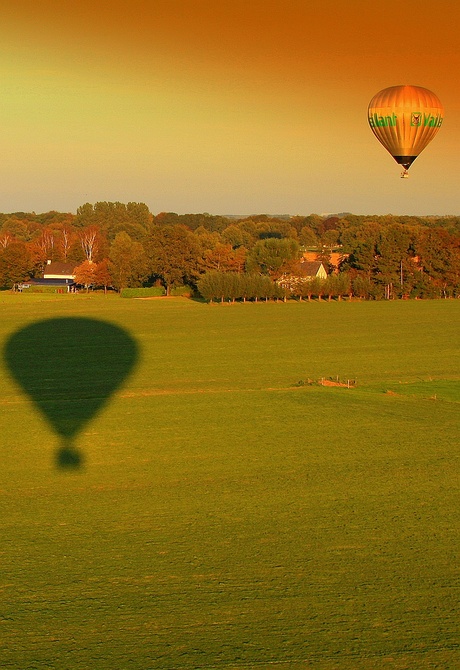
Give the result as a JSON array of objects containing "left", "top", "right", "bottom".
[
  {"left": 276, "top": 259, "right": 327, "bottom": 292},
  {"left": 21, "top": 261, "right": 77, "bottom": 292}
]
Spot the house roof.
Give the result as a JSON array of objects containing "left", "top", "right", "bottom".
[
  {"left": 276, "top": 260, "right": 327, "bottom": 286},
  {"left": 42, "top": 261, "right": 76, "bottom": 278},
  {"left": 287, "top": 260, "right": 325, "bottom": 278},
  {"left": 299, "top": 260, "right": 325, "bottom": 277}
]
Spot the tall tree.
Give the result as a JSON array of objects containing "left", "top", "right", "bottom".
[
  {"left": 374, "top": 224, "right": 414, "bottom": 297},
  {"left": 79, "top": 226, "right": 101, "bottom": 262},
  {"left": 246, "top": 238, "right": 299, "bottom": 276},
  {"left": 0, "top": 232, "right": 12, "bottom": 249},
  {"left": 73, "top": 260, "right": 97, "bottom": 292},
  {"left": 415, "top": 227, "right": 460, "bottom": 297},
  {"left": 59, "top": 225, "right": 75, "bottom": 262},
  {"left": 299, "top": 226, "right": 318, "bottom": 248},
  {"left": 202, "top": 242, "right": 247, "bottom": 273},
  {"left": 94, "top": 259, "right": 113, "bottom": 294},
  {"left": 340, "top": 222, "right": 380, "bottom": 279},
  {"left": 146, "top": 225, "right": 203, "bottom": 294},
  {"left": 1, "top": 217, "right": 38, "bottom": 242},
  {"left": 76, "top": 201, "right": 152, "bottom": 233},
  {"left": 29, "top": 227, "right": 56, "bottom": 266},
  {"left": 109, "top": 232, "right": 149, "bottom": 291},
  {"left": 0, "top": 242, "right": 32, "bottom": 289}
]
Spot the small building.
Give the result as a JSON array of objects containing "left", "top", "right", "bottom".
[
  {"left": 276, "top": 259, "right": 327, "bottom": 293},
  {"left": 43, "top": 261, "right": 76, "bottom": 281},
  {"left": 21, "top": 261, "right": 77, "bottom": 292},
  {"left": 298, "top": 260, "right": 328, "bottom": 280}
]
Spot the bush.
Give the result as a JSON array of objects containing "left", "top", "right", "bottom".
[
  {"left": 21, "top": 285, "right": 70, "bottom": 294},
  {"left": 170, "top": 285, "right": 192, "bottom": 297},
  {"left": 120, "top": 287, "right": 165, "bottom": 298}
]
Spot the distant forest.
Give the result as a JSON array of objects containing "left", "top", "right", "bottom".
[{"left": 1, "top": 202, "right": 459, "bottom": 299}]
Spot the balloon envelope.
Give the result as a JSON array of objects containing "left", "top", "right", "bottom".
[{"left": 368, "top": 85, "right": 444, "bottom": 171}]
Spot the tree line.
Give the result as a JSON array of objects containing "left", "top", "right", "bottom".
[{"left": 0, "top": 203, "right": 459, "bottom": 299}]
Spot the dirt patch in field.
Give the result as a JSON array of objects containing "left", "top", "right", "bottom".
[{"left": 320, "top": 379, "right": 351, "bottom": 388}]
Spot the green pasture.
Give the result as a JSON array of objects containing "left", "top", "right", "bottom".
[{"left": 1, "top": 293, "right": 459, "bottom": 669}]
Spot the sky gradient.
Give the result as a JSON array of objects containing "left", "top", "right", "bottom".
[{"left": 1, "top": 1, "right": 459, "bottom": 215}]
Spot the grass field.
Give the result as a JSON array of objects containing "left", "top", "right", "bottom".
[{"left": 1, "top": 293, "right": 459, "bottom": 669}]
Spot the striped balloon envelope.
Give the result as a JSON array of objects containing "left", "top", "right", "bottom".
[{"left": 368, "top": 85, "right": 444, "bottom": 177}]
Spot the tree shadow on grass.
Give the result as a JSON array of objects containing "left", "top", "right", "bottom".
[{"left": 4, "top": 317, "right": 139, "bottom": 470}]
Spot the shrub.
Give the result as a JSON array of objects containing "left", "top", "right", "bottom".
[
  {"left": 170, "top": 285, "right": 192, "bottom": 297},
  {"left": 120, "top": 287, "right": 165, "bottom": 298}
]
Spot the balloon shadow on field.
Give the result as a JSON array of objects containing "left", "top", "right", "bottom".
[{"left": 4, "top": 317, "right": 140, "bottom": 470}]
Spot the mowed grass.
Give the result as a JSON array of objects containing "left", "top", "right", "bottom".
[{"left": 0, "top": 293, "right": 459, "bottom": 669}]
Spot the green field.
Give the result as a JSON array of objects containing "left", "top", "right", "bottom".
[{"left": 1, "top": 293, "right": 459, "bottom": 669}]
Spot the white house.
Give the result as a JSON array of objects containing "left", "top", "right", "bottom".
[
  {"left": 21, "top": 261, "right": 77, "bottom": 292},
  {"left": 276, "top": 259, "right": 328, "bottom": 294}
]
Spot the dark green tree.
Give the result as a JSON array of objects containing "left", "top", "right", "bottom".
[
  {"left": 246, "top": 238, "right": 299, "bottom": 276},
  {"left": 374, "top": 224, "right": 414, "bottom": 298},
  {"left": 146, "top": 225, "right": 203, "bottom": 295},
  {"left": 108, "top": 232, "right": 149, "bottom": 291},
  {"left": 415, "top": 228, "right": 460, "bottom": 297},
  {"left": 299, "top": 226, "right": 319, "bottom": 248}
]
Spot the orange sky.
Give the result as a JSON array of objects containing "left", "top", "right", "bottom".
[{"left": 1, "top": 0, "right": 459, "bottom": 215}]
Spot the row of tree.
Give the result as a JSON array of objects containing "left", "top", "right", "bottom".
[
  {"left": 197, "top": 271, "right": 355, "bottom": 302},
  {"left": 0, "top": 203, "right": 459, "bottom": 299}
]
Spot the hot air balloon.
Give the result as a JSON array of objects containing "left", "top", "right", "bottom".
[{"left": 368, "top": 85, "right": 444, "bottom": 177}]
